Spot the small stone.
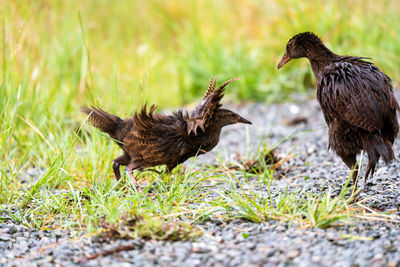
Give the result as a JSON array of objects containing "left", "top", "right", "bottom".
[
  {"left": 387, "top": 261, "right": 400, "bottom": 267},
  {"left": 373, "top": 253, "right": 384, "bottom": 261},
  {"left": 191, "top": 243, "right": 211, "bottom": 253},
  {"left": 215, "top": 254, "right": 226, "bottom": 262},
  {"left": 286, "top": 249, "right": 300, "bottom": 259},
  {"left": 7, "top": 226, "right": 18, "bottom": 234},
  {"left": 311, "top": 255, "right": 321, "bottom": 262},
  {"left": 0, "top": 234, "right": 11, "bottom": 242}
]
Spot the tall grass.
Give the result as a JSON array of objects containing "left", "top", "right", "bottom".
[{"left": 2, "top": 1, "right": 400, "bottom": 106}]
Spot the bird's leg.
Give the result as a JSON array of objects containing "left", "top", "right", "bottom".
[
  {"left": 112, "top": 153, "right": 131, "bottom": 181},
  {"left": 340, "top": 153, "right": 357, "bottom": 186},
  {"left": 165, "top": 163, "right": 177, "bottom": 174},
  {"left": 351, "top": 168, "right": 359, "bottom": 189},
  {"left": 350, "top": 167, "right": 359, "bottom": 195},
  {"left": 351, "top": 151, "right": 366, "bottom": 196},
  {"left": 364, "top": 162, "right": 376, "bottom": 183},
  {"left": 339, "top": 152, "right": 359, "bottom": 195},
  {"left": 365, "top": 152, "right": 378, "bottom": 184},
  {"left": 125, "top": 162, "right": 142, "bottom": 193},
  {"left": 113, "top": 161, "right": 121, "bottom": 180}
]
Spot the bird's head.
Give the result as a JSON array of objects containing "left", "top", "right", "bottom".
[
  {"left": 214, "top": 108, "right": 252, "bottom": 127},
  {"left": 277, "top": 32, "right": 325, "bottom": 69}
]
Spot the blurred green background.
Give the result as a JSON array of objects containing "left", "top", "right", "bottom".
[
  {"left": 3, "top": 1, "right": 400, "bottom": 107},
  {"left": 1, "top": 0, "right": 400, "bottom": 175}
]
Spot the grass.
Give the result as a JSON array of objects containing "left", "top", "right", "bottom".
[
  {"left": 1, "top": 0, "right": 400, "bottom": 241},
  {"left": 215, "top": 172, "right": 357, "bottom": 229},
  {"left": 0, "top": 129, "right": 389, "bottom": 241},
  {"left": 0, "top": 141, "right": 359, "bottom": 232}
]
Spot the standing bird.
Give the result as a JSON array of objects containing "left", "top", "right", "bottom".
[
  {"left": 81, "top": 78, "right": 251, "bottom": 190},
  {"left": 277, "top": 32, "right": 399, "bottom": 187}
]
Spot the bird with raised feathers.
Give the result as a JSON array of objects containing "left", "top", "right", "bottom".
[
  {"left": 81, "top": 78, "right": 251, "bottom": 190},
  {"left": 278, "top": 32, "right": 399, "bottom": 188}
]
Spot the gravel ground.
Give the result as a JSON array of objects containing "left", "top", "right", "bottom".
[{"left": 2, "top": 95, "right": 400, "bottom": 266}]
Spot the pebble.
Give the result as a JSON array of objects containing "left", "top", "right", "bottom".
[
  {"left": 0, "top": 235, "right": 11, "bottom": 242},
  {"left": 7, "top": 226, "right": 18, "bottom": 234}
]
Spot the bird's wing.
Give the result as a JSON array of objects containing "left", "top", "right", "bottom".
[
  {"left": 187, "top": 78, "right": 239, "bottom": 135},
  {"left": 317, "top": 61, "right": 397, "bottom": 132},
  {"left": 124, "top": 105, "right": 193, "bottom": 169}
]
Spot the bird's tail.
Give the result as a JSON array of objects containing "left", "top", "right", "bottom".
[
  {"left": 81, "top": 106, "right": 123, "bottom": 136},
  {"left": 363, "top": 134, "right": 395, "bottom": 166}
]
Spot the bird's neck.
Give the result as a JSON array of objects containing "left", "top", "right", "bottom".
[
  {"left": 306, "top": 46, "right": 339, "bottom": 81},
  {"left": 204, "top": 121, "right": 223, "bottom": 140}
]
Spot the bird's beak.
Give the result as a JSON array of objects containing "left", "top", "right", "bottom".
[
  {"left": 277, "top": 53, "right": 291, "bottom": 69},
  {"left": 238, "top": 116, "right": 252, "bottom": 124}
]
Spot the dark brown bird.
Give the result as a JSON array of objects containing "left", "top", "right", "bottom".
[
  {"left": 82, "top": 78, "right": 251, "bottom": 189},
  {"left": 278, "top": 32, "right": 399, "bottom": 187}
]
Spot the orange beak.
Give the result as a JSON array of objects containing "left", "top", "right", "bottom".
[{"left": 277, "top": 53, "right": 291, "bottom": 69}]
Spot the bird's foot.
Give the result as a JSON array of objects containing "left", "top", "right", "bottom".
[{"left": 125, "top": 170, "right": 144, "bottom": 193}]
